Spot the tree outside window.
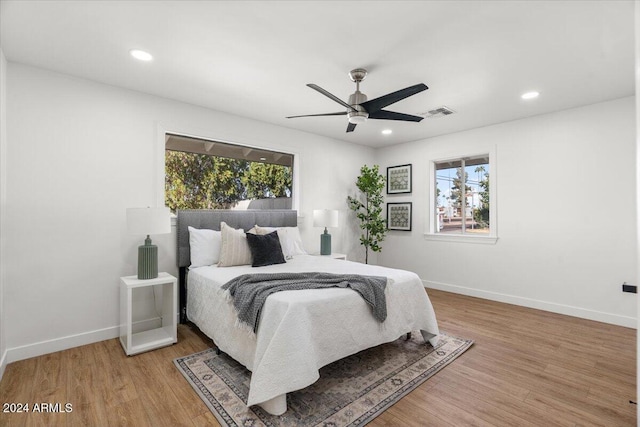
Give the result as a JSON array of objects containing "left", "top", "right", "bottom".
[
  {"left": 164, "top": 135, "right": 293, "bottom": 212},
  {"left": 435, "top": 156, "right": 490, "bottom": 234}
]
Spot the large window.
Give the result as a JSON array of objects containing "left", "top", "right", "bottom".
[
  {"left": 432, "top": 154, "right": 492, "bottom": 238},
  {"left": 164, "top": 134, "right": 293, "bottom": 212}
]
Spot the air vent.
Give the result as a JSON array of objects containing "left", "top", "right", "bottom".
[{"left": 421, "top": 106, "right": 455, "bottom": 119}]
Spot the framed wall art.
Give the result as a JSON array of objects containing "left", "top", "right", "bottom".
[
  {"left": 387, "top": 164, "right": 412, "bottom": 194},
  {"left": 387, "top": 202, "right": 412, "bottom": 231}
]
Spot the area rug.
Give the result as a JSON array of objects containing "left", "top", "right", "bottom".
[{"left": 174, "top": 332, "right": 473, "bottom": 427}]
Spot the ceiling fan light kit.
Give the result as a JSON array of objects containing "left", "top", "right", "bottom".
[
  {"left": 348, "top": 114, "right": 367, "bottom": 124},
  {"left": 287, "top": 68, "right": 428, "bottom": 133}
]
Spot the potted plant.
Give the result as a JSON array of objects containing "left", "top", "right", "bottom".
[{"left": 347, "top": 164, "right": 387, "bottom": 264}]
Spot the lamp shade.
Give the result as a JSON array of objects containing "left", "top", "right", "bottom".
[
  {"left": 313, "top": 209, "right": 339, "bottom": 228},
  {"left": 127, "top": 207, "right": 171, "bottom": 235}
]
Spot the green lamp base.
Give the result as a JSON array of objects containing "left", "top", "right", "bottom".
[
  {"left": 138, "top": 236, "right": 158, "bottom": 280},
  {"left": 320, "top": 228, "right": 332, "bottom": 255}
]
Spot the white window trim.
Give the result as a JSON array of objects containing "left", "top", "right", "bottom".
[
  {"left": 424, "top": 146, "right": 497, "bottom": 244},
  {"left": 156, "top": 123, "right": 301, "bottom": 214},
  {"left": 423, "top": 233, "right": 497, "bottom": 244}
]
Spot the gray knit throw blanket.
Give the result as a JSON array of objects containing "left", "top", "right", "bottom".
[{"left": 221, "top": 272, "right": 388, "bottom": 333}]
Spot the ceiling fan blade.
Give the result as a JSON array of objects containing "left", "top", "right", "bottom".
[
  {"left": 346, "top": 122, "right": 357, "bottom": 133},
  {"left": 286, "top": 112, "right": 347, "bottom": 119},
  {"left": 368, "top": 110, "right": 424, "bottom": 122},
  {"left": 307, "top": 84, "right": 355, "bottom": 112},
  {"left": 361, "top": 83, "right": 428, "bottom": 114}
]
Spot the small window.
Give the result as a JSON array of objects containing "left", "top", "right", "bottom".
[
  {"left": 165, "top": 134, "right": 294, "bottom": 212},
  {"left": 428, "top": 153, "right": 495, "bottom": 243}
]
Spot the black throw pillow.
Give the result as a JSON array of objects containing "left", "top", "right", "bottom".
[{"left": 245, "top": 230, "right": 286, "bottom": 267}]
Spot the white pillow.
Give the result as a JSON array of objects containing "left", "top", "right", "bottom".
[
  {"left": 218, "top": 222, "right": 254, "bottom": 267},
  {"left": 256, "top": 226, "right": 307, "bottom": 258},
  {"left": 188, "top": 226, "right": 222, "bottom": 268}
]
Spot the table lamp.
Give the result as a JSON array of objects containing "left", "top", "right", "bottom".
[
  {"left": 313, "top": 209, "right": 339, "bottom": 255},
  {"left": 127, "top": 207, "right": 171, "bottom": 279}
]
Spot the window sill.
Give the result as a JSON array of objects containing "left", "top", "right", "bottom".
[{"left": 423, "top": 233, "right": 498, "bottom": 244}]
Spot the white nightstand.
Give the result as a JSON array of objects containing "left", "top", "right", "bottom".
[
  {"left": 120, "top": 272, "right": 177, "bottom": 356},
  {"left": 313, "top": 253, "right": 347, "bottom": 261}
]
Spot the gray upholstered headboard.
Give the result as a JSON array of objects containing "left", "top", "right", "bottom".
[
  {"left": 176, "top": 209, "right": 298, "bottom": 323},
  {"left": 176, "top": 209, "right": 298, "bottom": 268}
]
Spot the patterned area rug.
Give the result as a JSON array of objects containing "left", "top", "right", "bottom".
[{"left": 174, "top": 332, "right": 473, "bottom": 427}]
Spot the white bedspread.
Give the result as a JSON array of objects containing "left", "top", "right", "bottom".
[{"left": 187, "top": 255, "right": 439, "bottom": 413}]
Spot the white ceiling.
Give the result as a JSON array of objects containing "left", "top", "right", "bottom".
[{"left": 0, "top": 1, "right": 634, "bottom": 148}]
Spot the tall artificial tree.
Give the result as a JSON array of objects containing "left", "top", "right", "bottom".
[{"left": 347, "top": 164, "right": 387, "bottom": 264}]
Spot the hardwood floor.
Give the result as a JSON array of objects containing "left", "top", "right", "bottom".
[{"left": 0, "top": 289, "right": 635, "bottom": 426}]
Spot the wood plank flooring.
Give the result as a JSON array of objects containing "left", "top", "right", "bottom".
[{"left": 0, "top": 289, "right": 635, "bottom": 426}]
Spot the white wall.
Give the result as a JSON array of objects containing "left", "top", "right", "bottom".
[
  {"left": 0, "top": 50, "right": 7, "bottom": 378},
  {"left": 378, "top": 97, "right": 637, "bottom": 327},
  {"left": 4, "top": 63, "right": 375, "bottom": 362}
]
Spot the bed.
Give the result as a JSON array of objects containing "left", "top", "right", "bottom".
[{"left": 176, "top": 209, "right": 440, "bottom": 415}]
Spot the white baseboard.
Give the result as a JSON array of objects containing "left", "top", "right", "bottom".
[
  {"left": 6, "top": 325, "right": 120, "bottom": 364},
  {"left": 424, "top": 280, "right": 637, "bottom": 329},
  {"left": 4, "top": 316, "right": 170, "bottom": 365},
  {"left": 0, "top": 348, "right": 7, "bottom": 381},
  {"left": 132, "top": 316, "right": 162, "bottom": 334}
]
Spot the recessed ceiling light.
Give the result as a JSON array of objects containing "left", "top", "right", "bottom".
[
  {"left": 381, "top": 129, "right": 392, "bottom": 135},
  {"left": 521, "top": 91, "right": 539, "bottom": 100},
  {"left": 129, "top": 49, "right": 153, "bottom": 61}
]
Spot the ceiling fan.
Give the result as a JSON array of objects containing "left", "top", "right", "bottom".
[{"left": 286, "top": 68, "right": 428, "bottom": 133}]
